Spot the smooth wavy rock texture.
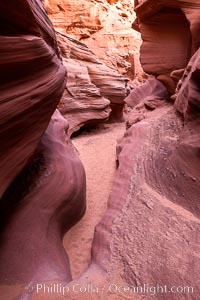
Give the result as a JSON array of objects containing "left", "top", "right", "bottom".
[
  {"left": 57, "top": 32, "right": 129, "bottom": 135},
  {"left": 1, "top": 1, "right": 200, "bottom": 300},
  {"left": 0, "top": 111, "right": 86, "bottom": 286},
  {"left": 28, "top": 50, "right": 200, "bottom": 299},
  {"left": 125, "top": 75, "right": 169, "bottom": 109},
  {"left": 134, "top": 0, "right": 200, "bottom": 93},
  {"left": 86, "top": 50, "right": 200, "bottom": 300},
  {"left": 77, "top": 3, "right": 200, "bottom": 298},
  {"left": 0, "top": 0, "right": 86, "bottom": 297},
  {"left": 0, "top": 0, "right": 66, "bottom": 197}
]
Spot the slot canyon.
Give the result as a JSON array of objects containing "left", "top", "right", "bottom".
[{"left": 0, "top": 1, "right": 200, "bottom": 300}]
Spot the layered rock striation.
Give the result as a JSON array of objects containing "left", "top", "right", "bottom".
[
  {"left": 0, "top": 0, "right": 86, "bottom": 294},
  {"left": 57, "top": 31, "right": 129, "bottom": 135},
  {"left": 134, "top": 0, "right": 200, "bottom": 94},
  {"left": 42, "top": 0, "right": 147, "bottom": 133},
  {"left": 44, "top": 0, "right": 143, "bottom": 80},
  {"left": 77, "top": 1, "right": 200, "bottom": 299},
  {"left": 1, "top": 1, "right": 200, "bottom": 299},
  {"left": 0, "top": 0, "right": 66, "bottom": 198},
  {"left": 0, "top": 111, "right": 86, "bottom": 285}
]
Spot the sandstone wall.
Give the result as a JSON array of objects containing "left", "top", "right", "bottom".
[
  {"left": 134, "top": 0, "right": 200, "bottom": 93},
  {"left": 44, "top": 0, "right": 143, "bottom": 80},
  {"left": 0, "top": 0, "right": 86, "bottom": 293},
  {"left": 81, "top": 1, "right": 200, "bottom": 299},
  {"left": 56, "top": 31, "right": 129, "bottom": 135}
]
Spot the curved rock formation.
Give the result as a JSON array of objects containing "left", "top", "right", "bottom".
[
  {"left": 0, "top": 0, "right": 66, "bottom": 197},
  {"left": 124, "top": 75, "right": 169, "bottom": 109},
  {"left": 85, "top": 53, "right": 200, "bottom": 300},
  {"left": 1, "top": 1, "right": 200, "bottom": 300},
  {"left": 57, "top": 31, "right": 129, "bottom": 134},
  {"left": 42, "top": 2, "right": 200, "bottom": 299},
  {"left": 81, "top": 2, "right": 200, "bottom": 299},
  {"left": 134, "top": 0, "right": 200, "bottom": 94},
  {"left": 0, "top": 111, "right": 86, "bottom": 286},
  {"left": 42, "top": 0, "right": 145, "bottom": 132},
  {"left": 0, "top": 0, "right": 86, "bottom": 297}
]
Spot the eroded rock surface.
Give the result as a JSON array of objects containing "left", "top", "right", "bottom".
[
  {"left": 0, "top": 0, "right": 66, "bottom": 198},
  {"left": 1, "top": 1, "right": 200, "bottom": 300},
  {"left": 134, "top": 0, "right": 200, "bottom": 94},
  {"left": 82, "top": 2, "right": 200, "bottom": 299},
  {"left": 0, "top": 111, "right": 86, "bottom": 286},
  {"left": 57, "top": 31, "right": 129, "bottom": 134},
  {"left": 42, "top": 0, "right": 145, "bottom": 133},
  {"left": 44, "top": 0, "right": 143, "bottom": 80},
  {"left": 86, "top": 52, "right": 200, "bottom": 300},
  {"left": 0, "top": 1, "right": 86, "bottom": 297}
]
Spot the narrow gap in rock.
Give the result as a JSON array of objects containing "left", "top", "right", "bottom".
[{"left": 63, "top": 122, "right": 125, "bottom": 278}]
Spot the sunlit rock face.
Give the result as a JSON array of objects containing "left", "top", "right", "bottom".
[
  {"left": 56, "top": 32, "right": 129, "bottom": 135},
  {"left": 43, "top": 0, "right": 136, "bottom": 132},
  {"left": 44, "top": 0, "right": 143, "bottom": 80},
  {"left": 0, "top": 0, "right": 86, "bottom": 293}
]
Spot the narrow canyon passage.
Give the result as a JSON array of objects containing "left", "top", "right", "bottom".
[
  {"left": 63, "top": 123, "right": 125, "bottom": 279},
  {"left": 1, "top": 1, "right": 200, "bottom": 299}
]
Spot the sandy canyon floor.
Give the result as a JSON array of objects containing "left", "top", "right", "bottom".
[{"left": 64, "top": 122, "right": 125, "bottom": 279}]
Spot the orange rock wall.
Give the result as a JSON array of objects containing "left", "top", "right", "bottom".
[{"left": 44, "top": 0, "right": 143, "bottom": 80}]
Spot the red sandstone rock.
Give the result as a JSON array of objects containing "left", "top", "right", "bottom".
[
  {"left": 124, "top": 76, "right": 168, "bottom": 127},
  {"left": 0, "top": 0, "right": 66, "bottom": 198},
  {"left": 82, "top": 5, "right": 200, "bottom": 299},
  {"left": 44, "top": 0, "right": 143, "bottom": 80},
  {"left": 1, "top": 1, "right": 200, "bottom": 300},
  {"left": 0, "top": 111, "right": 86, "bottom": 287},
  {"left": 0, "top": 1, "right": 86, "bottom": 296},
  {"left": 175, "top": 48, "right": 200, "bottom": 119},
  {"left": 57, "top": 32, "right": 129, "bottom": 134},
  {"left": 124, "top": 76, "right": 168, "bottom": 108},
  {"left": 137, "top": 7, "right": 191, "bottom": 75},
  {"left": 134, "top": 0, "right": 200, "bottom": 93},
  {"left": 42, "top": 0, "right": 144, "bottom": 130},
  {"left": 19, "top": 49, "right": 200, "bottom": 298},
  {"left": 89, "top": 51, "right": 200, "bottom": 299}
]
